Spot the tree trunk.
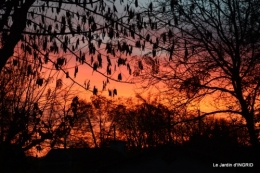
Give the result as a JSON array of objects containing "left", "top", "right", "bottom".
[
  {"left": 236, "top": 82, "right": 259, "bottom": 146},
  {"left": 0, "top": 0, "right": 35, "bottom": 72},
  {"left": 86, "top": 114, "right": 98, "bottom": 148},
  {"left": 245, "top": 114, "right": 259, "bottom": 147}
]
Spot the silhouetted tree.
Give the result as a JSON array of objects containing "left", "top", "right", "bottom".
[
  {"left": 138, "top": 0, "right": 260, "bottom": 146},
  {"left": 0, "top": 53, "right": 84, "bottom": 172},
  {"left": 0, "top": 0, "right": 148, "bottom": 94},
  {"left": 110, "top": 95, "right": 172, "bottom": 149},
  {"left": 63, "top": 96, "right": 119, "bottom": 148},
  {"left": 69, "top": 100, "right": 98, "bottom": 148},
  {"left": 188, "top": 117, "right": 241, "bottom": 147},
  {"left": 0, "top": 54, "right": 50, "bottom": 153}
]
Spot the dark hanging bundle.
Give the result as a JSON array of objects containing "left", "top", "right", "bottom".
[
  {"left": 152, "top": 49, "right": 156, "bottom": 57},
  {"left": 13, "top": 59, "right": 18, "bottom": 66},
  {"left": 56, "top": 79, "right": 62, "bottom": 89},
  {"left": 74, "top": 66, "right": 78, "bottom": 78},
  {"left": 93, "top": 62, "right": 98, "bottom": 72},
  {"left": 102, "top": 81, "right": 107, "bottom": 91},
  {"left": 118, "top": 73, "right": 122, "bottom": 81},
  {"left": 93, "top": 86, "right": 98, "bottom": 95},
  {"left": 174, "top": 16, "right": 178, "bottom": 26},
  {"left": 57, "top": 57, "right": 65, "bottom": 66},
  {"left": 91, "top": 56, "right": 94, "bottom": 65},
  {"left": 27, "top": 65, "right": 32, "bottom": 75},
  {"left": 81, "top": 54, "right": 85, "bottom": 64},
  {"left": 135, "top": 40, "right": 141, "bottom": 48},
  {"left": 107, "top": 65, "right": 111, "bottom": 75},
  {"left": 146, "top": 34, "right": 150, "bottom": 42},
  {"left": 36, "top": 78, "right": 43, "bottom": 86},
  {"left": 184, "top": 47, "right": 188, "bottom": 61},
  {"left": 168, "top": 29, "right": 173, "bottom": 39},
  {"left": 169, "top": 42, "right": 174, "bottom": 61},
  {"left": 113, "top": 89, "right": 117, "bottom": 96},
  {"left": 127, "top": 65, "right": 132, "bottom": 75},
  {"left": 113, "top": 5, "right": 118, "bottom": 12},
  {"left": 107, "top": 56, "right": 111, "bottom": 66},
  {"left": 138, "top": 60, "right": 143, "bottom": 70},
  {"left": 184, "top": 40, "right": 188, "bottom": 61},
  {"left": 149, "top": 2, "right": 153, "bottom": 12},
  {"left": 44, "top": 53, "right": 49, "bottom": 64},
  {"left": 86, "top": 80, "right": 90, "bottom": 90},
  {"left": 162, "top": 33, "right": 166, "bottom": 44},
  {"left": 97, "top": 53, "right": 102, "bottom": 67}
]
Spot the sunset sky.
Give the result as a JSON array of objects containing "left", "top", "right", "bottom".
[{"left": 2, "top": 2, "right": 260, "bottom": 172}]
